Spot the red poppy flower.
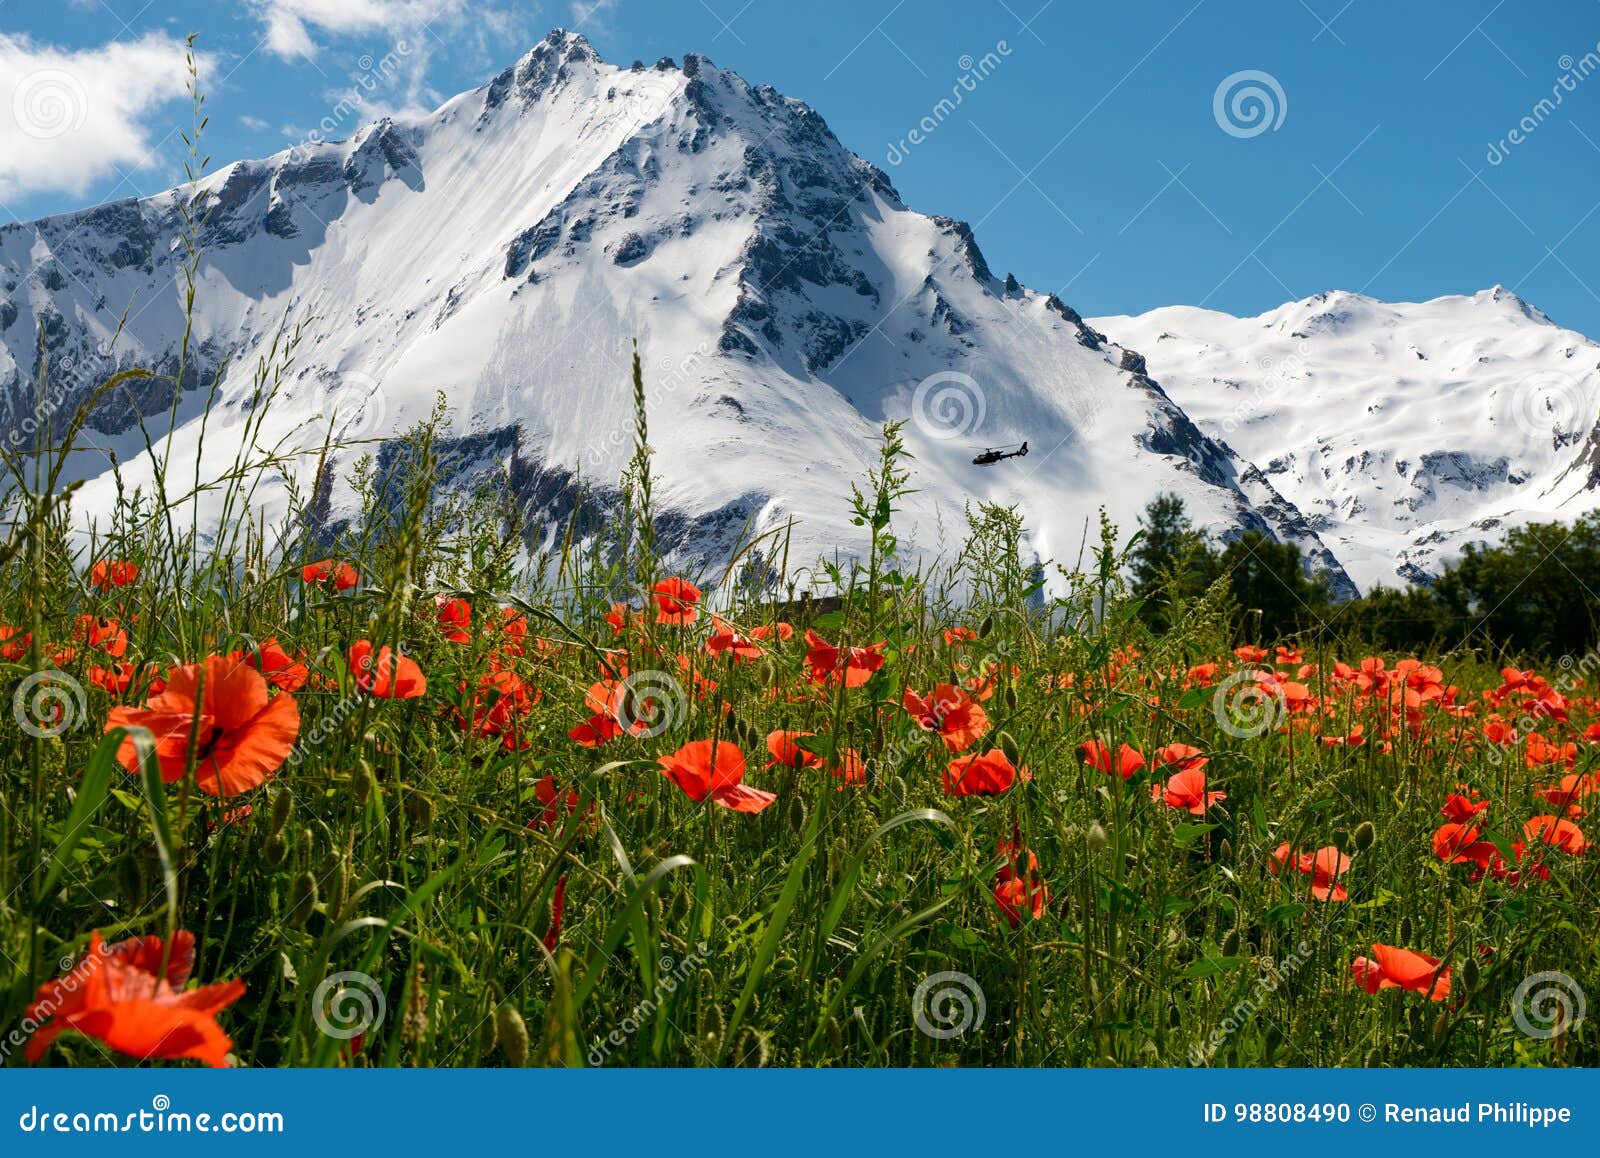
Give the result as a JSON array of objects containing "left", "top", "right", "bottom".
[
  {"left": 88, "top": 663, "right": 135, "bottom": 694},
  {"left": 706, "top": 618, "right": 765, "bottom": 662},
  {"left": 1270, "top": 842, "right": 1351, "bottom": 901},
  {"left": 765, "top": 729, "right": 822, "bottom": 770},
  {"left": 1079, "top": 739, "right": 1146, "bottom": 779},
  {"left": 1431, "top": 823, "right": 1495, "bottom": 866},
  {"left": 1155, "top": 742, "right": 1207, "bottom": 773},
  {"left": 436, "top": 596, "right": 472, "bottom": 643},
  {"left": 347, "top": 640, "right": 427, "bottom": 699},
  {"left": 228, "top": 637, "right": 309, "bottom": 693},
  {"left": 605, "top": 603, "right": 632, "bottom": 636},
  {"left": 1537, "top": 774, "right": 1599, "bottom": 817},
  {"left": 1440, "top": 793, "right": 1491, "bottom": 823},
  {"left": 90, "top": 559, "right": 139, "bottom": 588},
  {"left": 943, "top": 748, "right": 1023, "bottom": 796},
  {"left": 803, "top": 630, "right": 886, "bottom": 687},
  {"left": 1523, "top": 815, "right": 1587, "bottom": 856},
  {"left": 657, "top": 739, "right": 775, "bottom": 813},
  {"left": 25, "top": 930, "right": 244, "bottom": 1067},
  {"left": 73, "top": 615, "right": 128, "bottom": 657},
  {"left": 943, "top": 626, "right": 978, "bottom": 645},
  {"left": 0, "top": 626, "right": 31, "bottom": 661},
  {"left": 652, "top": 578, "right": 702, "bottom": 625},
  {"left": 1351, "top": 944, "right": 1451, "bottom": 1001},
  {"left": 302, "top": 559, "right": 359, "bottom": 591},
  {"left": 570, "top": 713, "right": 623, "bottom": 748},
  {"left": 993, "top": 867, "right": 1051, "bottom": 927},
  {"left": 494, "top": 607, "right": 529, "bottom": 656},
  {"left": 105, "top": 656, "right": 300, "bottom": 796},
  {"left": 832, "top": 748, "right": 866, "bottom": 785},
  {"left": 749, "top": 622, "right": 794, "bottom": 643},
  {"left": 903, "top": 684, "right": 991, "bottom": 753},
  {"left": 1151, "top": 767, "right": 1226, "bottom": 815}
]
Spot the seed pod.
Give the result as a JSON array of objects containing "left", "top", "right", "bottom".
[
  {"left": 785, "top": 791, "right": 808, "bottom": 833},
  {"left": 1086, "top": 821, "right": 1108, "bottom": 855},
  {"left": 1462, "top": 957, "right": 1481, "bottom": 992},
  {"left": 496, "top": 1003, "right": 529, "bottom": 1068},
  {"left": 1002, "top": 684, "right": 1017, "bottom": 712},
  {"left": 1398, "top": 916, "right": 1413, "bottom": 943},
  {"left": 1353, "top": 821, "right": 1376, "bottom": 852},
  {"left": 286, "top": 871, "right": 318, "bottom": 928},
  {"left": 323, "top": 854, "right": 350, "bottom": 924},
  {"left": 1218, "top": 839, "right": 1234, "bottom": 861},
  {"left": 997, "top": 730, "right": 1020, "bottom": 766},
  {"left": 977, "top": 613, "right": 994, "bottom": 639},
  {"left": 1432, "top": 1010, "right": 1450, "bottom": 1046},
  {"left": 478, "top": 1009, "right": 499, "bottom": 1059},
  {"left": 264, "top": 834, "right": 289, "bottom": 868},
  {"left": 268, "top": 790, "right": 294, "bottom": 839}
]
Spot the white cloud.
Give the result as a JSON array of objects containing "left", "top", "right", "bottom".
[
  {"left": 240, "top": 114, "right": 271, "bottom": 131},
  {"left": 249, "top": 1, "right": 469, "bottom": 60},
  {"left": 0, "top": 32, "right": 198, "bottom": 200}
]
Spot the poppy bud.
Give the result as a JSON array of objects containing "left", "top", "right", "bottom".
[
  {"left": 264, "top": 834, "right": 289, "bottom": 868},
  {"left": 324, "top": 854, "right": 350, "bottom": 924},
  {"left": 1221, "top": 928, "right": 1241, "bottom": 957},
  {"left": 1398, "top": 916, "right": 1413, "bottom": 943},
  {"left": 496, "top": 1003, "right": 529, "bottom": 1067},
  {"left": 786, "top": 792, "right": 808, "bottom": 833},
  {"left": 1086, "top": 821, "right": 1108, "bottom": 855},
  {"left": 1431, "top": 1010, "right": 1450, "bottom": 1046},
  {"left": 1462, "top": 957, "right": 1481, "bottom": 992},
  {"left": 286, "top": 871, "right": 318, "bottom": 928},
  {"left": 732, "top": 1027, "right": 770, "bottom": 1068},
  {"left": 478, "top": 1009, "right": 499, "bottom": 1059},
  {"left": 1003, "top": 684, "right": 1017, "bottom": 711},
  {"left": 997, "top": 730, "right": 1020, "bottom": 766},
  {"left": 1218, "top": 839, "right": 1233, "bottom": 861},
  {"left": 405, "top": 792, "right": 434, "bottom": 826},
  {"left": 268, "top": 789, "right": 293, "bottom": 839},
  {"left": 1353, "top": 821, "right": 1376, "bottom": 852},
  {"left": 977, "top": 613, "right": 994, "bottom": 639}
]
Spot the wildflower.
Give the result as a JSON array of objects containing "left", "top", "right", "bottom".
[
  {"left": 1351, "top": 944, "right": 1451, "bottom": 1001},
  {"left": 706, "top": 618, "right": 765, "bottom": 662},
  {"left": 657, "top": 739, "right": 776, "bottom": 813},
  {"left": 1270, "top": 842, "right": 1351, "bottom": 901},
  {"left": 88, "top": 662, "right": 135, "bottom": 694},
  {"left": 25, "top": 930, "right": 244, "bottom": 1067},
  {"left": 74, "top": 615, "right": 128, "bottom": 657},
  {"left": 903, "top": 683, "right": 990, "bottom": 753},
  {"left": 1079, "top": 739, "right": 1145, "bottom": 780},
  {"left": 105, "top": 655, "right": 300, "bottom": 796},
  {"left": 993, "top": 868, "right": 1050, "bottom": 927},
  {"left": 1523, "top": 815, "right": 1586, "bottom": 856},
  {"left": 832, "top": 748, "right": 866, "bottom": 785},
  {"left": 1155, "top": 742, "right": 1207, "bottom": 772},
  {"left": 302, "top": 559, "right": 359, "bottom": 591},
  {"left": 436, "top": 596, "right": 472, "bottom": 643},
  {"left": 229, "top": 637, "right": 309, "bottom": 692},
  {"left": 943, "top": 748, "right": 1023, "bottom": 797},
  {"left": 652, "top": 578, "right": 702, "bottom": 625},
  {"left": 90, "top": 560, "right": 139, "bottom": 588},
  {"left": 1440, "top": 793, "right": 1490, "bottom": 823},
  {"left": 1151, "top": 766, "right": 1226, "bottom": 815},
  {"left": 0, "top": 626, "right": 31, "bottom": 660},
  {"left": 347, "top": 640, "right": 427, "bottom": 699},
  {"left": 803, "top": 630, "right": 886, "bottom": 687},
  {"left": 765, "top": 729, "right": 822, "bottom": 770}
]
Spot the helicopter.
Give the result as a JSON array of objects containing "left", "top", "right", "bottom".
[{"left": 971, "top": 442, "right": 1028, "bottom": 466}]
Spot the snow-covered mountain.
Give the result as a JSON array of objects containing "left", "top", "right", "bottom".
[
  {"left": 1093, "top": 289, "right": 1600, "bottom": 592},
  {"left": 0, "top": 29, "right": 1347, "bottom": 594}
]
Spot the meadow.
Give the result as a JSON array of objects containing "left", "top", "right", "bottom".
[{"left": 0, "top": 358, "right": 1595, "bottom": 1070}]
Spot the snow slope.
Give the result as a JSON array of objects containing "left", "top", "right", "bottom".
[
  {"left": 1093, "top": 289, "right": 1600, "bottom": 592},
  {"left": 0, "top": 30, "right": 1341, "bottom": 593}
]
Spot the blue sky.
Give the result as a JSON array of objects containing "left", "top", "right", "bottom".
[{"left": 3, "top": 0, "right": 1599, "bottom": 333}]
